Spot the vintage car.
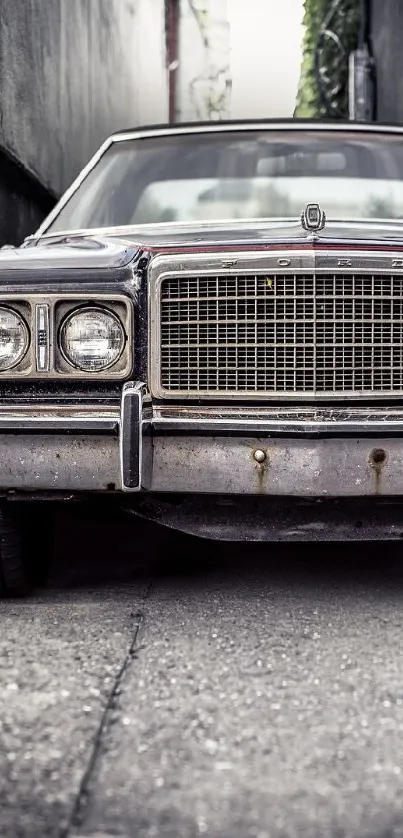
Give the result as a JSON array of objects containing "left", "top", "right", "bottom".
[{"left": 2, "top": 118, "right": 403, "bottom": 594}]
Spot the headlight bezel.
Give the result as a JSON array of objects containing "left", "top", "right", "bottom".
[
  {"left": 0, "top": 293, "right": 133, "bottom": 379},
  {"left": 58, "top": 305, "right": 127, "bottom": 373}
]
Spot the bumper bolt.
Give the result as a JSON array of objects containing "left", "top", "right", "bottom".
[{"left": 253, "top": 449, "right": 266, "bottom": 464}]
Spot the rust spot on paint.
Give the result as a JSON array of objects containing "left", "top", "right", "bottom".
[
  {"left": 371, "top": 448, "right": 386, "bottom": 466},
  {"left": 369, "top": 448, "right": 387, "bottom": 495}
]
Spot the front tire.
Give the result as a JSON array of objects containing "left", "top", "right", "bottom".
[
  {"left": 0, "top": 503, "right": 27, "bottom": 595},
  {"left": 0, "top": 502, "right": 54, "bottom": 597}
]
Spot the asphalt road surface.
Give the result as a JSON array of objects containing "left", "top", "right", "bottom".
[{"left": 2, "top": 505, "right": 403, "bottom": 838}]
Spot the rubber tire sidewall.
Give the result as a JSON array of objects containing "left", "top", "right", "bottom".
[{"left": 0, "top": 503, "right": 27, "bottom": 596}]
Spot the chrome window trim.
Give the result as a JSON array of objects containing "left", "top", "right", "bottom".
[{"left": 148, "top": 249, "right": 403, "bottom": 402}]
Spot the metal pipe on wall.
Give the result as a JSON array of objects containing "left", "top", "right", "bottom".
[{"left": 166, "top": 0, "right": 180, "bottom": 122}]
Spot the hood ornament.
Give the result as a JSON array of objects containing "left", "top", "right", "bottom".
[{"left": 301, "top": 203, "right": 326, "bottom": 232}]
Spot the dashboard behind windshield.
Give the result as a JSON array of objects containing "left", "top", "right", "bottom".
[{"left": 45, "top": 129, "right": 403, "bottom": 233}]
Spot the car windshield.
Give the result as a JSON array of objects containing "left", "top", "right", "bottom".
[{"left": 45, "top": 129, "right": 403, "bottom": 233}]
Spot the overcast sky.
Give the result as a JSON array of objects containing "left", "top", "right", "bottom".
[{"left": 228, "top": 0, "right": 304, "bottom": 118}]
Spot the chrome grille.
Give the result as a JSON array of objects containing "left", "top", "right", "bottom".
[{"left": 158, "top": 273, "right": 403, "bottom": 398}]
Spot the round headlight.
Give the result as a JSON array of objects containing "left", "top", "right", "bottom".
[
  {"left": 60, "top": 307, "right": 125, "bottom": 372},
  {"left": 0, "top": 307, "right": 29, "bottom": 371}
]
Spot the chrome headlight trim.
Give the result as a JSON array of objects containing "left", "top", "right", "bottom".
[
  {"left": 58, "top": 305, "right": 126, "bottom": 373},
  {"left": 0, "top": 293, "right": 132, "bottom": 379}
]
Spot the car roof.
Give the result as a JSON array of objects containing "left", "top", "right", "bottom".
[{"left": 110, "top": 118, "right": 403, "bottom": 141}]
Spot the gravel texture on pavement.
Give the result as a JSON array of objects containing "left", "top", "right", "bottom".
[
  {"left": 0, "top": 587, "right": 148, "bottom": 838},
  {"left": 1, "top": 507, "right": 403, "bottom": 838}
]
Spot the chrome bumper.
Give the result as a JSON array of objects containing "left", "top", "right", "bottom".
[{"left": 1, "top": 385, "right": 403, "bottom": 496}]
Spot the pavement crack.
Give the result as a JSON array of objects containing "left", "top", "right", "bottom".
[{"left": 60, "top": 586, "right": 152, "bottom": 838}]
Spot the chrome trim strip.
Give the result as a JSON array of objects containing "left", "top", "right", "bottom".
[
  {"left": 108, "top": 123, "right": 403, "bottom": 143},
  {"left": 3, "top": 400, "right": 403, "bottom": 435},
  {"left": 35, "top": 303, "right": 50, "bottom": 372},
  {"left": 0, "top": 418, "right": 119, "bottom": 432},
  {"left": 150, "top": 405, "right": 403, "bottom": 435},
  {"left": 0, "top": 407, "right": 119, "bottom": 433},
  {"left": 120, "top": 381, "right": 151, "bottom": 492},
  {"left": 150, "top": 404, "right": 403, "bottom": 435},
  {"left": 150, "top": 416, "right": 403, "bottom": 436}
]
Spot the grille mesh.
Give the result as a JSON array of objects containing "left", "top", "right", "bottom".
[{"left": 159, "top": 274, "right": 403, "bottom": 396}]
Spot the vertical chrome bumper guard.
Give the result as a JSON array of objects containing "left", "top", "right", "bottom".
[{"left": 120, "top": 381, "right": 151, "bottom": 492}]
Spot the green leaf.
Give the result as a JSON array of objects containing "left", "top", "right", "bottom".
[{"left": 294, "top": 0, "right": 360, "bottom": 119}]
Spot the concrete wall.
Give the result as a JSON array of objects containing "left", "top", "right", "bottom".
[
  {"left": 176, "top": 0, "right": 304, "bottom": 123},
  {"left": 0, "top": 0, "right": 168, "bottom": 244},
  {"left": 177, "top": 0, "right": 231, "bottom": 121}
]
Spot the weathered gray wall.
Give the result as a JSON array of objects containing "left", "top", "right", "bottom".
[
  {"left": 0, "top": 0, "right": 168, "bottom": 243},
  {"left": 177, "top": 0, "right": 231, "bottom": 122},
  {"left": 370, "top": 0, "right": 403, "bottom": 123}
]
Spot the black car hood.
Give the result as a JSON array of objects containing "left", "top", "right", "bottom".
[
  {"left": 0, "top": 237, "right": 139, "bottom": 271},
  {"left": 127, "top": 220, "right": 403, "bottom": 253},
  {"left": 110, "top": 218, "right": 403, "bottom": 250},
  {"left": 7, "top": 218, "right": 403, "bottom": 272},
  {"left": 41, "top": 219, "right": 403, "bottom": 252}
]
